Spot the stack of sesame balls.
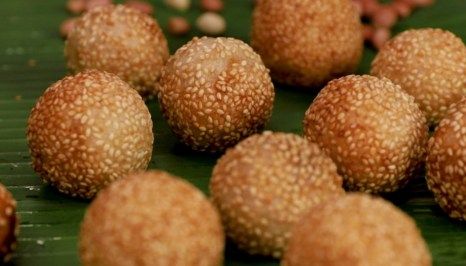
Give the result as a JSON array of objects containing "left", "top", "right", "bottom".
[{"left": 18, "top": 0, "right": 466, "bottom": 265}]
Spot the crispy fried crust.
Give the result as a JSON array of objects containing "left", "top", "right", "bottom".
[
  {"left": 210, "top": 131, "right": 344, "bottom": 257},
  {"left": 251, "top": 0, "right": 363, "bottom": 88},
  {"left": 65, "top": 5, "right": 169, "bottom": 96},
  {"left": 27, "top": 70, "right": 153, "bottom": 198},
  {"left": 158, "top": 37, "right": 275, "bottom": 152},
  {"left": 80, "top": 170, "right": 224, "bottom": 266},
  {"left": 427, "top": 98, "right": 466, "bottom": 221},
  {"left": 371, "top": 28, "right": 466, "bottom": 125},
  {"left": 303, "top": 75, "right": 428, "bottom": 193}
]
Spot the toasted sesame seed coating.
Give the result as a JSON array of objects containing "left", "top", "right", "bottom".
[
  {"left": 303, "top": 75, "right": 428, "bottom": 193},
  {"left": 427, "top": 98, "right": 466, "bottom": 221},
  {"left": 158, "top": 37, "right": 275, "bottom": 153},
  {"left": 27, "top": 70, "right": 153, "bottom": 199},
  {"left": 251, "top": 0, "right": 363, "bottom": 88},
  {"left": 0, "top": 185, "right": 18, "bottom": 263},
  {"left": 80, "top": 170, "right": 224, "bottom": 266},
  {"left": 65, "top": 5, "right": 169, "bottom": 96},
  {"left": 282, "top": 193, "right": 432, "bottom": 266},
  {"left": 371, "top": 28, "right": 466, "bottom": 125},
  {"left": 210, "top": 132, "right": 344, "bottom": 258}
]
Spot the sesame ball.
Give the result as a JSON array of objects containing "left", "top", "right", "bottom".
[
  {"left": 0, "top": 185, "right": 18, "bottom": 263},
  {"left": 371, "top": 28, "right": 466, "bottom": 125},
  {"left": 282, "top": 193, "right": 432, "bottom": 266},
  {"left": 80, "top": 170, "right": 224, "bottom": 266},
  {"left": 65, "top": 5, "right": 169, "bottom": 96},
  {"left": 251, "top": 0, "right": 363, "bottom": 88},
  {"left": 210, "top": 132, "right": 344, "bottom": 258},
  {"left": 303, "top": 75, "right": 428, "bottom": 193},
  {"left": 26, "top": 70, "right": 153, "bottom": 199},
  {"left": 427, "top": 98, "right": 466, "bottom": 221},
  {"left": 158, "top": 37, "right": 275, "bottom": 152}
]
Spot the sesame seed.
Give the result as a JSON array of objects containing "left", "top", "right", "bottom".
[
  {"left": 303, "top": 75, "right": 428, "bottom": 193},
  {"left": 157, "top": 37, "right": 275, "bottom": 153}
]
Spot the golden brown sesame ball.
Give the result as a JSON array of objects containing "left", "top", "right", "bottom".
[
  {"left": 158, "top": 37, "right": 275, "bottom": 153},
  {"left": 65, "top": 5, "right": 169, "bottom": 96},
  {"left": 80, "top": 170, "right": 224, "bottom": 266},
  {"left": 427, "top": 98, "right": 466, "bottom": 221},
  {"left": 251, "top": 0, "right": 363, "bottom": 88},
  {"left": 371, "top": 28, "right": 466, "bottom": 125},
  {"left": 282, "top": 193, "right": 432, "bottom": 266},
  {"left": 0, "top": 185, "right": 18, "bottom": 263},
  {"left": 27, "top": 70, "right": 153, "bottom": 199},
  {"left": 303, "top": 75, "right": 428, "bottom": 193},
  {"left": 210, "top": 131, "right": 344, "bottom": 258}
]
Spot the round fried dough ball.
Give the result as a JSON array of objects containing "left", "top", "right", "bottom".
[
  {"left": 303, "top": 75, "right": 428, "bottom": 193},
  {"left": 65, "top": 5, "right": 169, "bottom": 96},
  {"left": 427, "top": 98, "right": 466, "bottom": 221},
  {"left": 27, "top": 70, "right": 153, "bottom": 199},
  {"left": 251, "top": 0, "right": 363, "bottom": 88},
  {"left": 80, "top": 170, "right": 224, "bottom": 266},
  {"left": 282, "top": 193, "right": 432, "bottom": 266},
  {"left": 371, "top": 28, "right": 466, "bottom": 125},
  {"left": 210, "top": 132, "right": 344, "bottom": 258},
  {"left": 158, "top": 37, "right": 275, "bottom": 152},
  {"left": 0, "top": 185, "right": 18, "bottom": 263}
]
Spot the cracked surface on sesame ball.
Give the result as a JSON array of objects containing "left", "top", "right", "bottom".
[
  {"left": 371, "top": 28, "right": 466, "bottom": 125},
  {"left": 427, "top": 98, "right": 466, "bottom": 221},
  {"left": 0, "top": 185, "right": 18, "bottom": 263},
  {"left": 65, "top": 5, "right": 169, "bottom": 96},
  {"left": 27, "top": 70, "right": 153, "bottom": 199},
  {"left": 251, "top": 0, "right": 363, "bottom": 88},
  {"left": 210, "top": 132, "right": 344, "bottom": 258},
  {"left": 80, "top": 170, "right": 225, "bottom": 266},
  {"left": 282, "top": 193, "right": 431, "bottom": 266},
  {"left": 158, "top": 37, "right": 275, "bottom": 153},
  {"left": 303, "top": 75, "right": 428, "bottom": 193}
]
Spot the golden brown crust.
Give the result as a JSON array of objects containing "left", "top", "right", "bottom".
[
  {"left": 303, "top": 75, "right": 428, "bottom": 193},
  {"left": 282, "top": 193, "right": 432, "bottom": 266},
  {"left": 65, "top": 5, "right": 169, "bottom": 96},
  {"left": 158, "top": 37, "right": 275, "bottom": 152},
  {"left": 80, "top": 170, "right": 224, "bottom": 266},
  {"left": 0, "top": 185, "right": 18, "bottom": 263},
  {"left": 427, "top": 98, "right": 466, "bottom": 221},
  {"left": 210, "top": 131, "right": 344, "bottom": 258},
  {"left": 371, "top": 28, "right": 466, "bottom": 125},
  {"left": 251, "top": 0, "right": 363, "bottom": 88},
  {"left": 27, "top": 70, "right": 153, "bottom": 199}
]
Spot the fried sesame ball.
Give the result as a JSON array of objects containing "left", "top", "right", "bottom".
[
  {"left": 0, "top": 185, "right": 18, "bottom": 263},
  {"left": 282, "top": 193, "right": 432, "bottom": 266},
  {"left": 303, "top": 75, "right": 428, "bottom": 193},
  {"left": 426, "top": 98, "right": 466, "bottom": 221},
  {"left": 210, "top": 132, "right": 344, "bottom": 258},
  {"left": 65, "top": 5, "right": 169, "bottom": 96},
  {"left": 158, "top": 37, "right": 275, "bottom": 152},
  {"left": 80, "top": 170, "right": 224, "bottom": 266},
  {"left": 27, "top": 70, "right": 153, "bottom": 199},
  {"left": 371, "top": 28, "right": 466, "bottom": 125},
  {"left": 251, "top": 0, "right": 363, "bottom": 88}
]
